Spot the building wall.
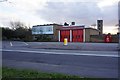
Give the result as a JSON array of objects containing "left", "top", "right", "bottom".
[
  {"left": 90, "top": 35, "right": 105, "bottom": 42},
  {"left": 89, "top": 29, "right": 99, "bottom": 35},
  {"left": 85, "top": 28, "right": 99, "bottom": 42},
  {"left": 53, "top": 25, "right": 62, "bottom": 41},
  {"left": 85, "top": 29, "right": 90, "bottom": 42},
  {"left": 90, "top": 34, "right": 118, "bottom": 43}
]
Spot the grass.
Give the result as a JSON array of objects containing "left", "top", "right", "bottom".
[
  {"left": 0, "top": 67, "right": 2, "bottom": 79},
  {"left": 2, "top": 67, "right": 80, "bottom": 79},
  {"left": 1, "top": 67, "right": 116, "bottom": 80}
]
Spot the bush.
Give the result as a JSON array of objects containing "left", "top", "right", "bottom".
[{"left": 35, "top": 35, "right": 52, "bottom": 42}]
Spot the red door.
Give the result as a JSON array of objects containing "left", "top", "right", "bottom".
[
  {"left": 77, "top": 30, "right": 83, "bottom": 42},
  {"left": 72, "top": 30, "right": 77, "bottom": 42},
  {"left": 72, "top": 30, "right": 75, "bottom": 42},
  {"left": 60, "top": 30, "right": 70, "bottom": 42},
  {"left": 72, "top": 29, "right": 83, "bottom": 42},
  {"left": 66, "top": 30, "right": 70, "bottom": 42}
]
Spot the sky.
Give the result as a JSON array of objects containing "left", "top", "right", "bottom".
[{"left": 0, "top": 0, "right": 119, "bottom": 34}]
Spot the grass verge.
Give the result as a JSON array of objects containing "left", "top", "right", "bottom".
[
  {"left": 0, "top": 67, "right": 2, "bottom": 79},
  {"left": 2, "top": 67, "right": 116, "bottom": 80},
  {"left": 2, "top": 67, "right": 81, "bottom": 79}
]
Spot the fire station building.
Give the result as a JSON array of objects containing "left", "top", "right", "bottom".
[
  {"left": 32, "top": 21, "right": 101, "bottom": 42},
  {"left": 57, "top": 26, "right": 99, "bottom": 42}
]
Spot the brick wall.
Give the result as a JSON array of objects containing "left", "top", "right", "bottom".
[{"left": 90, "top": 34, "right": 119, "bottom": 43}]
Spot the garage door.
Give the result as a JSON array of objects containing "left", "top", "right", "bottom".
[
  {"left": 60, "top": 30, "right": 70, "bottom": 42},
  {"left": 72, "top": 29, "right": 83, "bottom": 42}
]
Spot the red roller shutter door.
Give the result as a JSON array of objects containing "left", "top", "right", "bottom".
[
  {"left": 66, "top": 30, "right": 70, "bottom": 42},
  {"left": 72, "top": 30, "right": 74, "bottom": 42},
  {"left": 77, "top": 30, "right": 83, "bottom": 42},
  {"left": 72, "top": 30, "right": 77, "bottom": 42},
  {"left": 72, "top": 29, "right": 83, "bottom": 42},
  {"left": 60, "top": 30, "right": 64, "bottom": 42},
  {"left": 60, "top": 30, "right": 70, "bottom": 42}
]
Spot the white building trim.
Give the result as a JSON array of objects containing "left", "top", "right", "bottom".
[
  {"left": 70, "top": 30, "right": 72, "bottom": 42},
  {"left": 83, "top": 29, "right": 85, "bottom": 42},
  {"left": 58, "top": 30, "right": 60, "bottom": 42}
]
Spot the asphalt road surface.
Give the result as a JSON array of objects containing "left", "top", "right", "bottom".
[{"left": 1, "top": 41, "right": 119, "bottom": 78}]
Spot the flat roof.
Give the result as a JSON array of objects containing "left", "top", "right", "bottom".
[
  {"left": 85, "top": 27, "right": 99, "bottom": 32},
  {"left": 58, "top": 26, "right": 84, "bottom": 30},
  {"left": 33, "top": 23, "right": 63, "bottom": 27}
]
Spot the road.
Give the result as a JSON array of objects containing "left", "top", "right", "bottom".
[{"left": 1, "top": 41, "right": 119, "bottom": 78}]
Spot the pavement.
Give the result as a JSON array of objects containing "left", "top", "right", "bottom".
[
  {"left": 2, "top": 41, "right": 118, "bottom": 51},
  {"left": 27, "top": 42, "right": 118, "bottom": 51}
]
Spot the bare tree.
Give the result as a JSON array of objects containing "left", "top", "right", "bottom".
[{"left": 10, "top": 21, "right": 27, "bottom": 30}]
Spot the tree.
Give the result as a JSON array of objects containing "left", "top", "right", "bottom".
[
  {"left": 10, "top": 21, "right": 27, "bottom": 30},
  {"left": 2, "top": 27, "right": 14, "bottom": 39},
  {"left": 9, "top": 21, "right": 32, "bottom": 41},
  {"left": 1, "top": 21, "right": 33, "bottom": 41}
]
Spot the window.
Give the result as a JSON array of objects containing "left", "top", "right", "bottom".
[
  {"left": 47, "top": 27, "right": 52, "bottom": 32},
  {"left": 32, "top": 28, "right": 36, "bottom": 32}
]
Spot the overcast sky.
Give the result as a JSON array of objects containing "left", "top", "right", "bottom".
[{"left": 0, "top": 0, "right": 119, "bottom": 34}]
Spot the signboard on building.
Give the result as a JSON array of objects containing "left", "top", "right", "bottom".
[{"left": 32, "top": 25, "right": 53, "bottom": 35}]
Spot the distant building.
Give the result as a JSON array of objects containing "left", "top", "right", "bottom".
[{"left": 97, "top": 20, "right": 103, "bottom": 35}]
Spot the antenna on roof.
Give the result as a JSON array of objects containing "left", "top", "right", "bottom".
[{"left": 64, "top": 22, "right": 69, "bottom": 26}]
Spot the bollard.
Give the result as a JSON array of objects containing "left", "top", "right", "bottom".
[{"left": 64, "top": 38, "right": 68, "bottom": 45}]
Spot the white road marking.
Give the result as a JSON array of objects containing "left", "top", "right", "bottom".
[
  {"left": 10, "top": 42, "right": 13, "bottom": 46},
  {"left": 1, "top": 49, "right": 119, "bottom": 58},
  {"left": 23, "top": 42, "right": 28, "bottom": 45}
]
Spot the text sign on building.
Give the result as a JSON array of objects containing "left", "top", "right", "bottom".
[{"left": 32, "top": 25, "right": 53, "bottom": 35}]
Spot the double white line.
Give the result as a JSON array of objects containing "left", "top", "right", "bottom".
[{"left": 1, "top": 49, "right": 119, "bottom": 58}]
